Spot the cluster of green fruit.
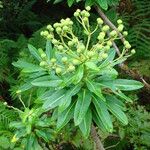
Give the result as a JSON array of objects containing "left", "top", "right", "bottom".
[{"left": 39, "top": 7, "right": 135, "bottom": 75}]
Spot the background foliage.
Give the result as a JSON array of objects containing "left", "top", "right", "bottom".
[{"left": 0, "top": 0, "right": 149, "bottom": 149}]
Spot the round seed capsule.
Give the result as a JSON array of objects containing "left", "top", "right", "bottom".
[
  {"left": 125, "top": 43, "right": 131, "bottom": 49},
  {"left": 55, "top": 67, "right": 62, "bottom": 74},
  {"left": 102, "top": 25, "right": 110, "bottom": 32},
  {"left": 118, "top": 24, "right": 124, "bottom": 32},
  {"left": 68, "top": 41, "right": 74, "bottom": 47},
  {"left": 63, "top": 26, "right": 69, "bottom": 32},
  {"left": 40, "top": 61, "right": 47, "bottom": 66},
  {"left": 83, "top": 17, "right": 88, "bottom": 22},
  {"left": 56, "top": 27, "right": 62, "bottom": 33},
  {"left": 72, "top": 59, "right": 80, "bottom": 65},
  {"left": 50, "top": 58, "right": 56, "bottom": 63},
  {"left": 68, "top": 65, "right": 75, "bottom": 72},
  {"left": 58, "top": 45, "right": 64, "bottom": 51},
  {"left": 53, "top": 23, "right": 59, "bottom": 28},
  {"left": 110, "top": 30, "right": 117, "bottom": 37},
  {"left": 104, "top": 45, "right": 110, "bottom": 51},
  {"left": 87, "top": 51, "right": 95, "bottom": 57},
  {"left": 52, "top": 39, "right": 59, "bottom": 45},
  {"left": 86, "top": 6, "right": 91, "bottom": 11},
  {"left": 97, "top": 18, "right": 103, "bottom": 25},
  {"left": 131, "top": 49, "right": 136, "bottom": 54},
  {"left": 47, "top": 34, "right": 53, "bottom": 40},
  {"left": 62, "top": 57, "right": 68, "bottom": 63},
  {"left": 123, "top": 31, "right": 128, "bottom": 36},
  {"left": 74, "top": 12, "right": 79, "bottom": 17},
  {"left": 102, "top": 53, "right": 108, "bottom": 59},
  {"left": 107, "top": 41, "right": 113, "bottom": 46},
  {"left": 41, "top": 53, "right": 46, "bottom": 58},
  {"left": 117, "top": 19, "right": 123, "bottom": 24}
]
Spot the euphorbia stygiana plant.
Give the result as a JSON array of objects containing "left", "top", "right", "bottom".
[{"left": 13, "top": 6, "right": 143, "bottom": 138}]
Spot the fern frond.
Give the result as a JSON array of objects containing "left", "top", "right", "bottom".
[
  {"left": 0, "top": 102, "right": 17, "bottom": 131},
  {"left": 121, "top": 0, "right": 150, "bottom": 59}
]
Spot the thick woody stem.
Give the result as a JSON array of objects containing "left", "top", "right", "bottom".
[{"left": 91, "top": 125, "right": 105, "bottom": 150}]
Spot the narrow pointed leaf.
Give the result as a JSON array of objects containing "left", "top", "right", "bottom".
[
  {"left": 114, "top": 79, "right": 143, "bottom": 91},
  {"left": 114, "top": 90, "right": 132, "bottom": 102},
  {"left": 93, "top": 109, "right": 108, "bottom": 133},
  {"left": 28, "top": 44, "right": 42, "bottom": 61},
  {"left": 31, "top": 76, "right": 62, "bottom": 87},
  {"left": 46, "top": 40, "right": 52, "bottom": 61},
  {"left": 12, "top": 60, "right": 43, "bottom": 73},
  {"left": 79, "top": 108, "right": 92, "bottom": 138},
  {"left": 100, "top": 48, "right": 116, "bottom": 68},
  {"left": 74, "top": 89, "right": 92, "bottom": 126},
  {"left": 57, "top": 102, "right": 75, "bottom": 130},
  {"left": 97, "top": 0, "right": 108, "bottom": 10},
  {"left": 106, "top": 96, "right": 128, "bottom": 125},
  {"left": 105, "top": 95, "right": 126, "bottom": 111},
  {"left": 35, "top": 129, "right": 49, "bottom": 142},
  {"left": 26, "top": 134, "right": 35, "bottom": 150},
  {"left": 93, "top": 96, "right": 113, "bottom": 132},
  {"left": 85, "top": 62, "right": 100, "bottom": 71},
  {"left": 73, "top": 65, "right": 84, "bottom": 84},
  {"left": 86, "top": 79, "right": 105, "bottom": 101},
  {"left": 42, "top": 89, "right": 66, "bottom": 110},
  {"left": 58, "top": 84, "right": 81, "bottom": 113}
]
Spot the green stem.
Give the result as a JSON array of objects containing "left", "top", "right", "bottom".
[
  {"left": 18, "top": 95, "right": 26, "bottom": 109},
  {"left": 85, "top": 33, "right": 91, "bottom": 51}
]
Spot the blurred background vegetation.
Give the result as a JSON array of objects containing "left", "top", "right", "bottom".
[{"left": 0, "top": 0, "right": 149, "bottom": 149}]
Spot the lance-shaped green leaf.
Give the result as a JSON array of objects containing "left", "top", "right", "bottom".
[
  {"left": 98, "top": 67, "right": 118, "bottom": 80},
  {"left": 35, "top": 129, "right": 49, "bottom": 142},
  {"left": 112, "top": 57, "right": 127, "bottom": 66},
  {"left": 58, "top": 84, "right": 81, "bottom": 113},
  {"left": 46, "top": 40, "right": 53, "bottom": 61},
  {"left": 113, "top": 90, "right": 132, "bottom": 102},
  {"left": 92, "top": 96, "right": 113, "bottom": 132},
  {"left": 42, "top": 89, "right": 66, "bottom": 110},
  {"left": 97, "top": 0, "right": 108, "bottom": 10},
  {"left": 114, "top": 79, "right": 143, "bottom": 91},
  {"left": 85, "top": 0, "right": 95, "bottom": 6},
  {"left": 106, "top": 96, "right": 128, "bottom": 125},
  {"left": 12, "top": 60, "right": 43, "bottom": 73},
  {"left": 73, "top": 65, "right": 84, "bottom": 84},
  {"left": 105, "top": 95, "right": 126, "bottom": 111},
  {"left": 26, "top": 133, "right": 35, "bottom": 150},
  {"left": 79, "top": 108, "right": 92, "bottom": 138},
  {"left": 32, "top": 138, "right": 43, "bottom": 150},
  {"left": 85, "top": 61, "right": 100, "bottom": 71},
  {"left": 86, "top": 79, "right": 105, "bottom": 101},
  {"left": 93, "top": 109, "right": 108, "bottom": 133},
  {"left": 18, "top": 82, "right": 33, "bottom": 92},
  {"left": 99, "top": 48, "right": 116, "bottom": 68},
  {"left": 60, "top": 74, "right": 75, "bottom": 88},
  {"left": 74, "top": 89, "right": 92, "bottom": 126},
  {"left": 28, "top": 44, "right": 42, "bottom": 61},
  {"left": 57, "top": 102, "right": 75, "bottom": 130},
  {"left": 67, "top": 0, "right": 74, "bottom": 7},
  {"left": 31, "top": 75, "right": 62, "bottom": 87}
]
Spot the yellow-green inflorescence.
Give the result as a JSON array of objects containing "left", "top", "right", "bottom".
[{"left": 39, "top": 6, "right": 134, "bottom": 75}]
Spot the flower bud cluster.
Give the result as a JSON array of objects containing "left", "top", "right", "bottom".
[
  {"left": 74, "top": 8, "right": 90, "bottom": 18},
  {"left": 39, "top": 7, "right": 133, "bottom": 77}
]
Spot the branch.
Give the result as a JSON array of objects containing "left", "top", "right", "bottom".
[
  {"left": 91, "top": 125, "right": 105, "bottom": 150},
  {"left": 95, "top": 5, "right": 150, "bottom": 90},
  {"left": 95, "top": 5, "right": 125, "bottom": 43}
]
